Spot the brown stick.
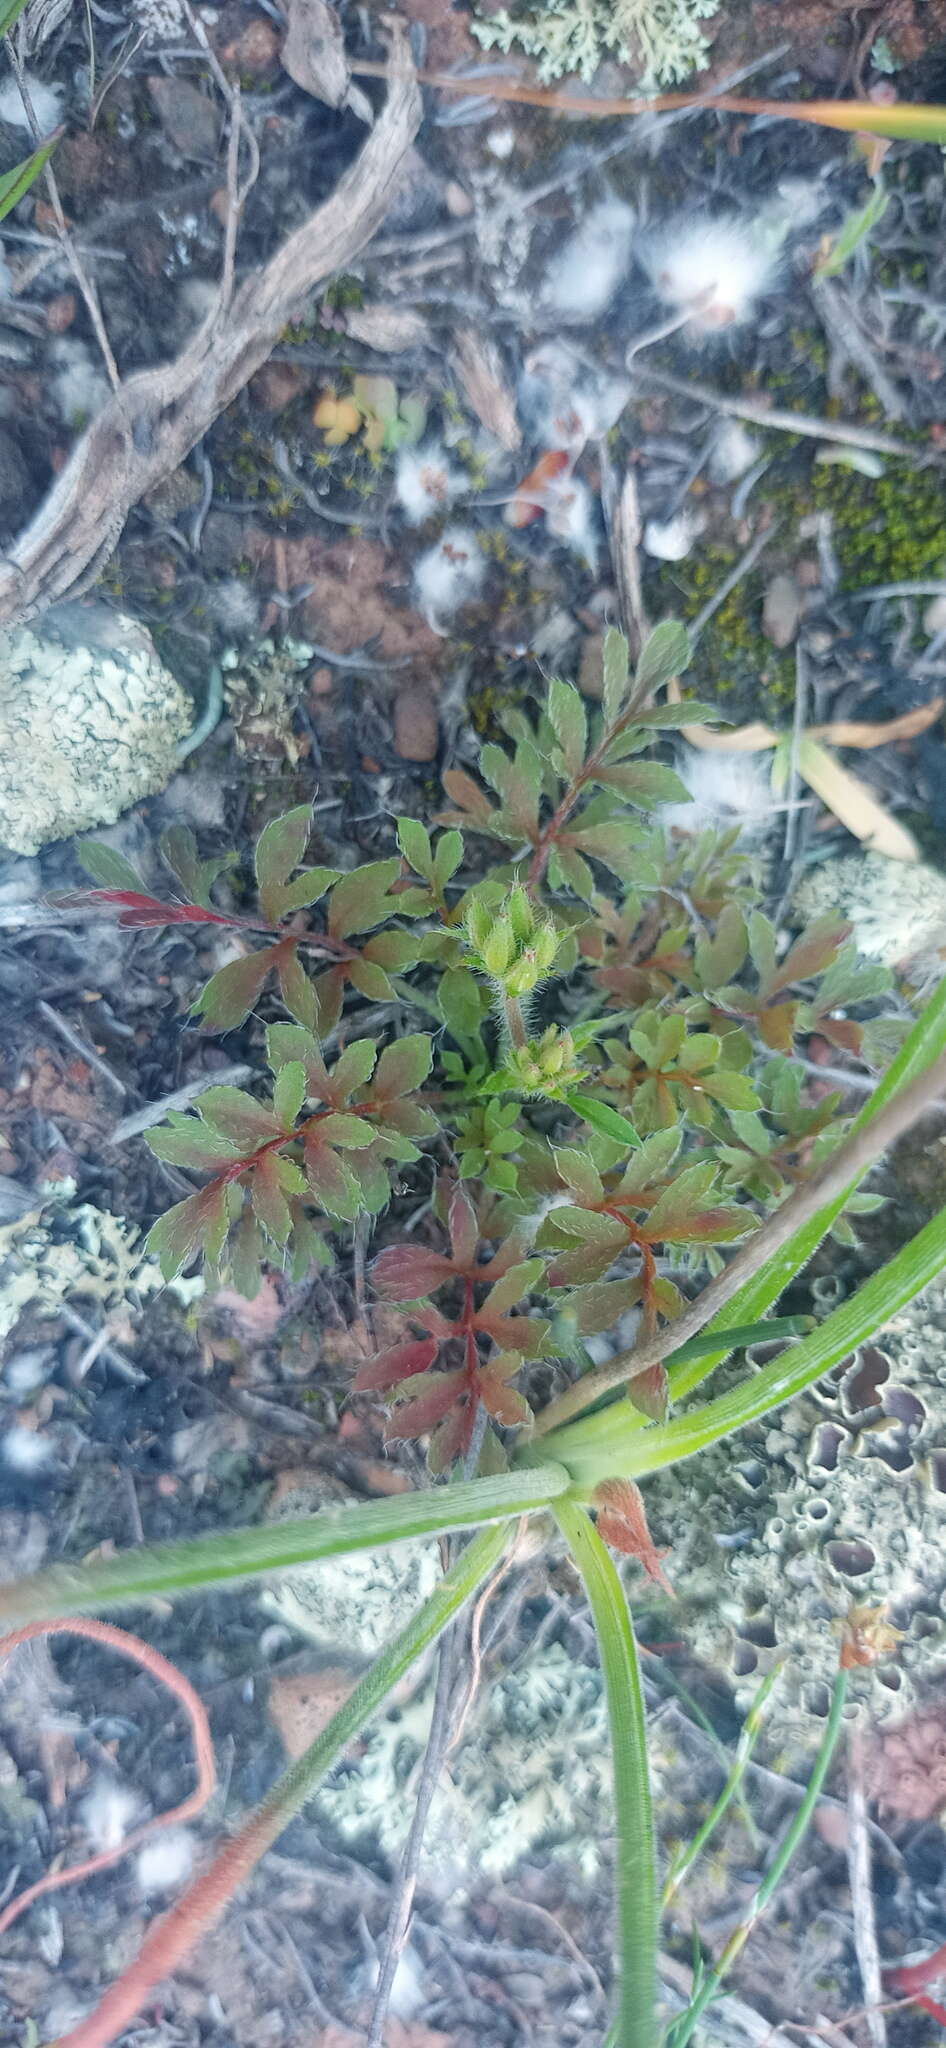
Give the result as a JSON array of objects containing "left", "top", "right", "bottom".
[
  {"left": 535, "top": 1047, "right": 946, "bottom": 1435},
  {"left": 0, "top": 25, "right": 421, "bottom": 626}
]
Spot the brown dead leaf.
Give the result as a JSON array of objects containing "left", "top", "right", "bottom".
[
  {"left": 450, "top": 326, "right": 521, "bottom": 452},
  {"left": 281, "top": 0, "right": 372, "bottom": 121},
  {"left": 808, "top": 697, "right": 944, "bottom": 748},
  {"left": 268, "top": 1670, "right": 357, "bottom": 1760}
]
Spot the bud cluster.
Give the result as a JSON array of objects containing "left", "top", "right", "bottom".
[
  {"left": 465, "top": 886, "right": 562, "bottom": 998},
  {"left": 507, "top": 1026, "right": 582, "bottom": 1098}
]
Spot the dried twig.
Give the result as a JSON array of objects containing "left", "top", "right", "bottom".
[
  {"left": 629, "top": 365, "right": 936, "bottom": 463},
  {"left": 847, "top": 1731, "right": 887, "bottom": 2048},
  {"left": 0, "top": 26, "right": 421, "bottom": 624},
  {"left": 0, "top": 1617, "right": 215, "bottom": 1936}
]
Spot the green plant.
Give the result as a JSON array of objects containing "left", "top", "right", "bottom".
[{"left": 14, "top": 623, "right": 946, "bottom": 2048}]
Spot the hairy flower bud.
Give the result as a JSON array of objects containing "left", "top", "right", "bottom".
[{"left": 465, "top": 885, "right": 562, "bottom": 997}]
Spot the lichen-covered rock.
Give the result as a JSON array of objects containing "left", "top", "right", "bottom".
[
  {"left": 793, "top": 853, "right": 946, "bottom": 977},
  {"left": 0, "top": 1184, "right": 169, "bottom": 1343},
  {"left": 647, "top": 1271, "right": 946, "bottom": 1755},
  {"left": 0, "top": 601, "right": 191, "bottom": 854}
]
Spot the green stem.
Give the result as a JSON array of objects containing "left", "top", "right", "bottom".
[
  {"left": 663, "top": 1669, "right": 847, "bottom": 2048},
  {"left": 542, "top": 1198, "right": 946, "bottom": 1487},
  {"left": 662, "top": 1664, "right": 779, "bottom": 1909},
  {"left": 0, "top": 1466, "right": 571, "bottom": 1626},
  {"left": 555, "top": 1500, "right": 655, "bottom": 2048},
  {"left": 55, "top": 1522, "right": 509, "bottom": 2048}
]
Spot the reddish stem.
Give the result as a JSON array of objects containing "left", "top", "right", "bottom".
[{"left": 0, "top": 1619, "right": 214, "bottom": 1939}]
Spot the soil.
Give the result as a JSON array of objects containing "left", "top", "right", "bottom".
[{"left": 2, "top": 0, "right": 946, "bottom": 2042}]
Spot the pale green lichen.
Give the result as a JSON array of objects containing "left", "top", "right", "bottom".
[
  {"left": 793, "top": 853, "right": 946, "bottom": 980},
  {"left": 0, "top": 602, "right": 191, "bottom": 855},
  {"left": 471, "top": 0, "right": 715, "bottom": 87},
  {"left": 0, "top": 1187, "right": 173, "bottom": 1343}
]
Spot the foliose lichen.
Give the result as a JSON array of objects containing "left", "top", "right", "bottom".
[
  {"left": 793, "top": 853, "right": 946, "bottom": 976},
  {"left": 0, "top": 601, "right": 191, "bottom": 855},
  {"left": 0, "top": 1187, "right": 169, "bottom": 1344},
  {"left": 471, "top": 0, "right": 715, "bottom": 87}
]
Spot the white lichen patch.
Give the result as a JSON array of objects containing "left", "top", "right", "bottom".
[
  {"left": 0, "top": 602, "right": 191, "bottom": 855},
  {"left": 648, "top": 1269, "right": 946, "bottom": 1755},
  {"left": 472, "top": 0, "right": 715, "bottom": 87},
  {"left": 794, "top": 853, "right": 946, "bottom": 976},
  {"left": 221, "top": 635, "right": 314, "bottom": 763},
  {"left": 260, "top": 1481, "right": 441, "bottom": 1661},
  {"left": 0, "top": 1188, "right": 169, "bottom": 1345}
]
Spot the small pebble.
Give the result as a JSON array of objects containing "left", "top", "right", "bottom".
[
  {"left": 393, "top": 684, "right": 439, "bottom": 762},
  {"left": 762, "top": 571, "right": 802, "bottom": 649}
]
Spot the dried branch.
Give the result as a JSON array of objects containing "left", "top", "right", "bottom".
[{"left": 0, "top": 24, "right": 421, "bottom": 626}]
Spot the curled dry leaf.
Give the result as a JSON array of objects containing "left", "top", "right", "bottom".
[{"left": 281, "top": 0, "right": 373, "bottom": 121}]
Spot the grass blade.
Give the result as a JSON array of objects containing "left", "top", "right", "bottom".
[
  {"left": 662, "top": 1669, "right": 847, "bottom": 2048},
  {"left": 0, "top": 131, "right": 60, "bottom": 225},
  {"left": 662, "top": 1665, "right": 779, "bottom": 1908},
  {"left": 668, "top": 973, "right": 946, "bottom": 1403},
  {"left": 555, "top": 1499, "right": 655, "bottom": 2048},
  {"left": 0, "top": 1464, "right": 570, "bottom": 1625}
]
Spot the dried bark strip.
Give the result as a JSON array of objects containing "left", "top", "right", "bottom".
[{"left": 0, "top": 25, "right": 420, "bottom": 626}]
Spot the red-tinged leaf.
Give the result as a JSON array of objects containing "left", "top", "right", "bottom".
[
  {"left": 449, "top": 1186, "right": 479, "bottom": 1269},
  {"left": 384, "top": 1371, "right": 465, "bottom": 1440},
  {"left": 64, "top": 889, "right": 250, "bottom": 931},
  {"left": 376, "top": 1098, "right": 439, "bottom": 1141},
  {"left": 329, "top": 1039, "right": 378, "bottom": 1101},
  {"left": 372, "top": 1033, "right": 433, "bottom": 1100},
  {"left": 269, "top": 867, "right": 340, "bottom": 920},
  {"left": 303, "top": 1137, "right": 360, "bottom": 1221},
  {"left": 559, "top": 1278, "right": 643, "bottom": 1336},
  {"left": 411, "top": 1302, "right": 456, "bottom": 1340},
  {"left": 328, "top": 859, "right": 401, "bottom": 940},
  {"left": 758, "top": 1002, "right": 798, "bottom": 1053},
  {"left": 273, "top": 1061, "right": 306, "bottom": 1131},
  {"left": 538, "top": 1207, "right": 628, "bottom": 1248},
  {"left": 652, "top": 1275, "right": 684, "bottom": 1320},
  {"left": 146, "top": 1183, "right": 229, "bottom": 1280},
  {"left": 476, "top": 1228, "right": 534, "bottom": 1280},
  {"left": 627, "top": 1362, "right": 669, "bottom": 1424},
  {"left": 372, "top": 1242, "right": 456, "bottom": 1299},
  {"left": 428, "top": 1400, "right": 474, "bottom": 1473},
  {"left": 548, "top": 1243, "right": 625, "bottom": 1286},
  {"left": 655, "top": 1205, "right": 754, "bottom": 1246},
  {"left": 353, "top": 1337, "right": 440, "bottom": 1391},
  {"left": 764, "top": 914, "right": 851, "bottom": 997},
  {"left": 477, "top": 1371, "right": 531, "bottom": 1428},
  {"left": 160, "top": 825, "right": 236, "bottom": 910},
  {"left": 312, "top": 967, "right": 345, "bottom": 1036},
  {"left": 483, "top": 1312, "right": 548, "bottom": 1357},
  {"left": 818, "top": 1014, "right": 862, "bottom": 1055},
  {"left": 197, "top": 1086, "right": 283, "bottom": 1149},
  {"left": 547, "top": 675, "right": 587, "bottom": 777},
  {"left": 439, "top": 768, "right": 493, "bottom": 822},
  {"left": 641, "top": 1163, "right": 718, "bottom": 1239},
  {"left": 192, "top": 943, "right": 288, "bottom": 1032},
  {"left": 145, "top": 1118, "right": 244, "bottom": 1172},
  {"left": 480, "top": 1257, "right": 544, "bottom": 1319},
  {"left": 317, "top": 1112, "right": 375, "bottom": 1149},
  {"left": 267, "top": 1022, "right": 330, "bottom": 1098},
  {"left": 250, "top": 1151, "right": 293, "bottom": 1245},
  {"left": 593, "top": 1478, "right": 673, "bottom": 1595},
  {"left": 592, "top": 762, "right": 691, "bottom": 809},
  {"left": 349, "top": 957, "right": 397, "bottom": 1002},
  {"left": 278, "top": 945, "right": 320, "bottom": 1033},
  {"left": 78, "top": 842, "right": 146, "bottom": 892},
  {"left": 255, "top": 805, "right": 311, "bottom": 906}
]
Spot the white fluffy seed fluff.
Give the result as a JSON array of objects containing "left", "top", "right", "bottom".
[
  {"left": 2, "top": 1425, "right": 53, "bottom": 1473},
  {"left": 708, "top": 420, "right": 759, "bottom": 485},
  {"left": 643, "top": 216, "right": 776, "bottom": 333},
  {"left": 662, "top": 745, "right": 774, "bottom": 838},
  {"left": 545, "top": 472, "right": 598, "bottom": 571},
  {"left": 136, "top": 1829, "right": 195, "bottom": 1893},
  {"left": 395, "top": 444, "right": 466, "bottom": 525},
  {"left": 80, "top": 1780, "right": 140, "bottom": 1854},
  {"left": 541, "top": 198, "right": 635, "bottom": 324},
  {"left": 0, "top": 74, "right": 61, "bottom": 134},
  {"left": 643, "top": 508, "right": 705, "bottom": 562},
  {"left": 414, "top": 525, "right": 485, "bottom": 631}
]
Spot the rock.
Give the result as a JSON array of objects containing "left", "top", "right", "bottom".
[
  {"left": 393, "top": 684, "right": 439, "bottom": 761},
  {"left": 143, "top": 466, "right": 203, "bottom": 520},
  {"left": 762, "top": 571, "right": 802, "bottom": 649},
  {"left": 0, "top": 602, "right": 192, "bottom": 854},
  {"left": 147, "top": 76, "right": 221, "bottom": 160}
]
